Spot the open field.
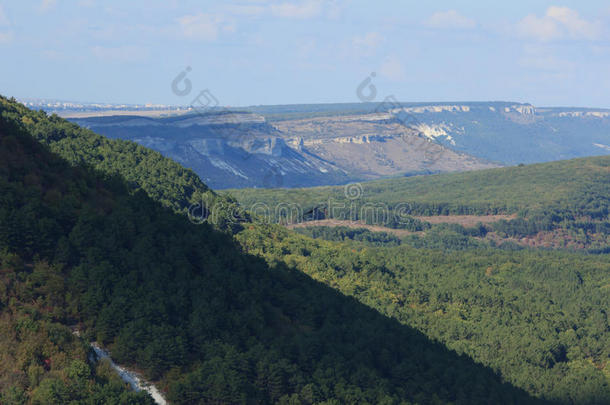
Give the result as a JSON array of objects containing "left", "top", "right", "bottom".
[
  {"left": 285, "top": 214, "right": 516, "bottom": 236},
  {"left": 286, "top": 219, "right": 416, "bottom": 236},
  {"left": 414, "top": 214, "right": 516, "bottom": 226}
]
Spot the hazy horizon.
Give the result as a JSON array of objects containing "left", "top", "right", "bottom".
[{"left": 15, "top": 97, "right": 610, "bottom": 112}]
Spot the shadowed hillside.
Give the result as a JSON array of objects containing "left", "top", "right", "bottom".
[{"left": 0, "top": 98, "right": 545, "bottom": 403}]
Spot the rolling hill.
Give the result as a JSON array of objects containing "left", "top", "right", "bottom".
[
  {"left": 226, "top": 155, "right": 610, "bottom": 215},
  {"left": 226, "top": 156, "right": 610, "bottom": 251},
  {"left": 0, "top": 98, "right": 547, "bottom": 403},
  {"left": 2, "top": 96, "right": 608, "bottom": 403}
]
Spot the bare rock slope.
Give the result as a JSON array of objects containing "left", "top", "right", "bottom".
[{"left": 70, "top": 109, "right": 496, "bottom": 189}]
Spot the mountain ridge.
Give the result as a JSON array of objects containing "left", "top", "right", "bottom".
[
  {"left": 62, "top": 99, "right": 610, "bottom": 189},
  {"left": 69, "top": 106, "right": 499, "bottom": 189}
]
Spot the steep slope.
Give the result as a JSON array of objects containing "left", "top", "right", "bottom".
[
  {"left": 69, "top": 109, "right": 496, "bottom": 189},
  {"left": 0, "top": 256, "right": 155, "bottom": 404},
  {"left": 239, "top": 225, "right": 610, "bottom": 404},
  {"left": 0, "top": 96, "right": 246, "bottom": 231},
  {"left": 69, "top": 111, "right": 353, "bottom": 189},
  {"left": 381, "top": 102, "right": 610, "bottom": 165},
  {"left": 273, "top": 113, "right": 498, "bottom": 178},
  {"left": 226, "top": 156, "right": 610, "bottom": 402},
  {"left": 245, "top": 101, "right": 610, "bottom": 165},
  {"left": 0, "top": 101, "right": 542, "bottom": 403}
]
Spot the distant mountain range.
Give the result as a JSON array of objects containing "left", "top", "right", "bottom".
[
  {"left": 388, "top": 102, "right": 610, "bottom": 165},
  {"left": 65, "top": 101, "right": 610, "bottom": 189}
]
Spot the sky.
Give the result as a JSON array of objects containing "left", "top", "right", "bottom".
[{"left": 1, "top": 0, "right": 610, "bottom": 108}]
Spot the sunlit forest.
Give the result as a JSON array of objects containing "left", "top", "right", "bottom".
[{"left": 1, "top": 96, "right": 608, "bottom": 404}]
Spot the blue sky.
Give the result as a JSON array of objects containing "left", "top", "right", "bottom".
[{"left": 1, "top": 0, "right": 610, "bottom": 108}]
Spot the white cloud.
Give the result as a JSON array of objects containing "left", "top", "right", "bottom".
[
  {"left": 379, "top": 55, "right": 406, "bottom": 81},
  {"left": 517, "top": 6, "right": 602, "bottom": 41},
  {"left": 425, "top": 10, "right": 475, "bottom": 29},
  {"left": 547, "top": 6, "right": 601, "bottom": 39},
  {"left": 517, "top": 14, "right": 559, "bottom": 42},
  {"left": 270, "top": 0, "right": 322, "bottom": 19},
  {"left": 177, "top": 13, "right": 235, "bottom": 41},
  {"left": 91, "top": 45, "right": 149, "bottom": 62}
]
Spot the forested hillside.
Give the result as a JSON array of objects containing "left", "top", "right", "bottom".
[
  {"left": 0, "top": 100, "right": 544, "bottom": 403},
  {"left": 0, "top": 96, "right": 246, "bottom": 232},
  {"left": 228, "top": 156, "right": 610, "bottom": 216},
  {"left": 228, "top": 144, "right": 610, "bottom": 402},
  {"left": 227, "top": 157, "right": 610, "bottom": 251},
  {"left": 2, "top": 96, "right": 608, "bottom": 404},
  {"left": 0, "top": 257, "right": 155, "bottom": 404},
  {"left": 238, "top": 225, "right": 610, "bottom": 404}
]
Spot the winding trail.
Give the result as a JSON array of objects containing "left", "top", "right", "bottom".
[{"left": 89, "top": 342, "right": 168, "bottom": 405}]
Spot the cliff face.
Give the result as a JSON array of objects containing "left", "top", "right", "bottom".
[
  {"left": 71, "top": 109, "right": 495, "bottom": 189},
  {"left": 273, "top": 114, "right": 497, "bottom": 179},
  {"left": 384, "top": 102, "right": 610, "bottom": 164},
  {"left": 69, "top": 101, "right": 610, "bottom": 188}
]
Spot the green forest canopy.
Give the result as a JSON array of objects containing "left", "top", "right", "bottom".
[
  {"left": 239, "top": 224, "right": 610, "bottom": 404},
  {"left": 0, "top": 95, "right": 246, "bottom": 232},
  {"left": 0, "top": 97, "right": 547, "bottom": 404},
  {"left": 226, "top": 156, "right": 610, "bottom": 216},
  {"left": 1, "top": 96, "right": 608, "bottom": 404}
]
